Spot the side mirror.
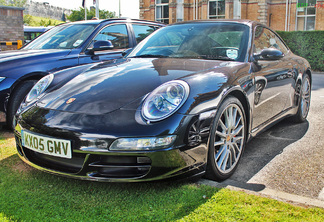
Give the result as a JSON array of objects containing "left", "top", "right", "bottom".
[
  {"left": 122, "top": 48, "right": 133, "bottom": 57},
  {"left": 253, "top": 48, "right": 284, "bottom": 61},
  {"left": 88, "top": 40, "right": 114, "bottom": 54}
]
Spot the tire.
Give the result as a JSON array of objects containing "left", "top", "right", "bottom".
[
  {"left": 7, "top": 80, "right": 37, "bottom": 129},
  {"left": 206, "top": 96, "right": 246, "bottom": 181},
  {"left": 290, "top": 74, "right": 311, "bottom": 123}
]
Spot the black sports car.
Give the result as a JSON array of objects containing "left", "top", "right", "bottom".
[{"left": 14, "top": 20, "right": 311, "bottom": 182}]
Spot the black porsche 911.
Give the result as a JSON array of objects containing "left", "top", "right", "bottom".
[{"left": 14, "top": 20, "right": 311, "bottom": 182}]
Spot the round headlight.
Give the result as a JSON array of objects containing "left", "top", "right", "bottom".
[
  {"left": 26, "top": 74, "right": 54, "bottom": 103},
  {"left": 142, "top": 80, "right": 189, "bottom": 121}
]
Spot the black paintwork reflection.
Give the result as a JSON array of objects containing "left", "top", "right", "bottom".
[
  {"left": 38, "top": 58, "right": 249, "bottom": 116},
  {"left": 251, "top": 55, "right": 295, "bottom": 129}
]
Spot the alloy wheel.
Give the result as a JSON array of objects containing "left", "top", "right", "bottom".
[
  {"left": 301, "top": 76, "right": 311, "bottom": 119},
  {"left": 213, "top": 103, "right": 245, "bottom": 174}
]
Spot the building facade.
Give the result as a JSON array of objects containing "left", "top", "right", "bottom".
[{"left": 140, "top": 0, "right": 324, "bottom": 31}]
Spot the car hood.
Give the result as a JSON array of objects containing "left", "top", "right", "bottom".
[
  {"left": 38, "top": 58, "right": 243, "bottom": 115},
  {"left": 0, "top": 49, "right": 70, "bottom": 63}
]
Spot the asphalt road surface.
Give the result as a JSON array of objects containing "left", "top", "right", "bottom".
[{"left": 229, "top": 72, "right": 324, "bottom": 200}]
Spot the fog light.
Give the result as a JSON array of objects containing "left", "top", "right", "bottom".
[{"left": 109, "top": 135, "right": 176, "bottom": 151}]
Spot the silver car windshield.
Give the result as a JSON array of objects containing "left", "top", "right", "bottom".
[
  {"left": 23, "top": 24, "right": 96, "bottom": 50},
  {"left": 128, "top": 22, "right": 250, "bottom": 62}
]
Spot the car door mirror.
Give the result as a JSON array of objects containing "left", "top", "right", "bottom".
[
  {"left": 122, "top": 48, "right": 133, "bottom": 57},
  {"left": 88, "top": 40, "right": 114, "bottom": 55},
  {"left": 253, "top": 48, "right": 284, "bottom": 61}
]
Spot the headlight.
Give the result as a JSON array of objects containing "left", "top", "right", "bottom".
[
  {"left": 109, "top": 135, "right": 177, "bottom": 151},
  {"left": 0, "top": 77, "right": 5, "bottom": 83},
  {"left": 25, "top": 74, "right": 54, "bottom": 103},
  {"left": 142, "top": 80, "right": 189, "bottom": 121}
]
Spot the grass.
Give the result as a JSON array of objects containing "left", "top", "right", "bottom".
[{"left": 1, "top": 130, "right": 324, "bottom": 221}]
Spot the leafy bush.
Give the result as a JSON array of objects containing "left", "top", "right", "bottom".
[{"left": 277, "top": 31, "right": 324, "bottom": 71}]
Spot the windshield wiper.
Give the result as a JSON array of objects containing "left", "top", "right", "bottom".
[{"left": 129, "top": 54, "right": 169, "bottom": 58}]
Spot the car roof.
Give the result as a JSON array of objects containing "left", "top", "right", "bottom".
[
  {"left": 24, "top": 26, "right": 49, "bottom": 32},
  {"left": 63, "top": 18, "right": 164, "bottom": 26},
  {"left": 170, "top": 19, "right": 260, "bottom": 28}
]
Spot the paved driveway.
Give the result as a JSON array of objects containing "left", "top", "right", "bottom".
[{"left": 229, "top": 73, "right": 324, "bottom": 200}]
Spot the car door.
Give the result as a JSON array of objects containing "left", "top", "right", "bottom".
[
  {"left": 78, "top": 23, "right": 132, "bottom": 64},
  {"left": 251, "top": 26, "right": 294, "bottom": 129}
]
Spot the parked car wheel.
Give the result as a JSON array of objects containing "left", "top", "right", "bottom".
[
  {"left": 206, "top": 96, "right": 246, "bottom": 181},
  {"left": 290, "top": 74, "right": 311, "bottom": 123},
  {"left": 7, "top": 80, "right": 37, "bottom": 129}
]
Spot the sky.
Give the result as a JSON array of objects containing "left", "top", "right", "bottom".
[{"left": 32, "top": 0, "right": 139, "bottom": 19}]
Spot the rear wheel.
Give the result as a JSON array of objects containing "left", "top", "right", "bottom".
[
  {"left": 206, "top": 96, "right": 246, "bottom": 181},
  {"left": 290, "top": 74, "right": 311, "bottom": 123},
  {"left": 7, "top": 80, "right": 37, "bottom": 129}
]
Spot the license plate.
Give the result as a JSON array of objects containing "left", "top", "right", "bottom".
[{"left": 21, "top": 130, "right": 72, "bottom": 159}]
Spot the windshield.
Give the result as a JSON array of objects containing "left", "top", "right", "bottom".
[
  {"left": 128, "top": 22, "right": 250, "bottom": 62},
  {"left": 23, "top": 24, "right": 96, "bottom": 50}
]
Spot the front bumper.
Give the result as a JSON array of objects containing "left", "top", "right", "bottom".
[
  {"left": 14, "top": 107, "right": 214, "bottom": 182},
  {"left": 15, "top": 132, "right": 208, "bottom": 182}
]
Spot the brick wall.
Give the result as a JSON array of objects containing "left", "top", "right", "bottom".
[
  {"left": 140, "top": 0, "right": 324, "bottom": 31},
  {"left": 316, "top": 1, "right": 324, "bottom": 30},
  {"left": 0, "top": 6, "right": 24, "bottom": 51}
]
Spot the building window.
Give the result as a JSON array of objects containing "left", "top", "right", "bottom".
[
  {"left": 156, "top": 0, "right": 169, "bottom": 24},
  {"left": 296, "top": 0, "right": 316, "bottom": 31},
  {"left": 209, "top": 0, "right": 226, "bottom": 19}
]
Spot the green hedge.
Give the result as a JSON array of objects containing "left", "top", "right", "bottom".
[{"left": 276, "top": 31, "right": 324, "bottom": 71}]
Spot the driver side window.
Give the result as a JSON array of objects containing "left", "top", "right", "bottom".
[
  {"left": 254, "top": 27, "right": 288, "bottom": 55},
  {"left": 92, "top": 24, "right": 129, "bottom": 49}
]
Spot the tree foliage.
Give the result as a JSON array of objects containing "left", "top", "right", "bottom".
[
  {"left": 67, "top": 7, "right": 115, "bottom": 22},
  {"left": 0, "top": 0, "right": 26, "bottom": 7}
]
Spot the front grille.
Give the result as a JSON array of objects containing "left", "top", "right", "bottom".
[
  {"left": 87, "top": 155, "right": 151, "bottom": 179},
  {"left": 22, "top": 147, "right": 86, "bottom": 173}
]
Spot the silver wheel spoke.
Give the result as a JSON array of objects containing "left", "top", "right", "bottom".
[
  {"left": 216, "top": 130, "right": 227, "bottom": 138},
  {"left": 232, "top": 142, "right": 241, "bottom": 155},
  {"left": 229, "top": 143, "right": 236, "bottom": 161},
  {"left": 217, "top": 145, "right": 228, "bottom": 166},
  {"left": 232, "top": 108, "right": 237, "bottom": 128},
  {"left": 233, "top": 136, "right": 243, "bottom": 143},
  {"left": 214, "top": 140, "right": 225, "bottom": 147},
  {"left": 233, "top": 125, "right": 243, "bottom": 136},
  {"left": 215, "top": 145, "right": 226, "bottom": 160},
  {"left": 192, "top": 124, "right": 197, "bottom": 132},
  {"left": 220, "top": 150, "right": 230, "bottom": 171},
  {"left": 234, "top": 116, "right": 242, "bottom": 129},
  {"left": 225, "top": 107, "right": 231, "bottom": 127},
  {"left": 219, "top": 119, "right": 227, "bottom": 132}
]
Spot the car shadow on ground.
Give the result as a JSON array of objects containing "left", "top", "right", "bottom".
[{"left": 225, "top": 118, "right": 309, "bottom": 191}]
